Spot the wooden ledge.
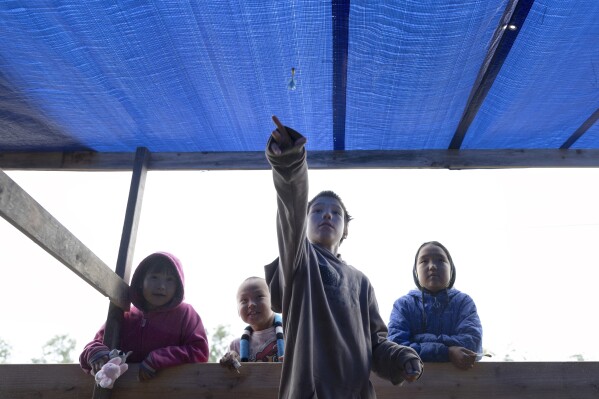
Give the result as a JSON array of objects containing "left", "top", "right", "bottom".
[{"left": 2, "top": 362, "right": 599, "bottom": 399}]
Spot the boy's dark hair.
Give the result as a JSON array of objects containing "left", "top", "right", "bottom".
[
  {"left": 412, "top": 241, "right": 457, "bottom": 291},
  {"left": 308, "top": 190, "right": 353, "bottom": 243}
]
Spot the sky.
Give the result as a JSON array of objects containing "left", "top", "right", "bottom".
[{"left": 2, "top": 167, "right": 599, "bottom": 363}]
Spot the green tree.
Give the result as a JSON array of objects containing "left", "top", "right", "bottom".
[
  {"left": 209, "top": 324, "right": 233, "bottom": 362},
  {"left": 31, "top": 334, "right": 76, "bottom": 364},
  {"left": 0, "top": 338, "right": 11, "bottom": 364}
]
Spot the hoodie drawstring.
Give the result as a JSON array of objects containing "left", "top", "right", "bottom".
[{"left": 420, "top": 289, "right": 449, "bottom": 333}]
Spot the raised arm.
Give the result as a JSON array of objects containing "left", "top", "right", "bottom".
[{"left": 265, "top": 115, "right": 309, "bottom": 284}]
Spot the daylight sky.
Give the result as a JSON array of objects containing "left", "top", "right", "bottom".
[{"left": 3, "top": 167, "right": 599, "bottom": 363}]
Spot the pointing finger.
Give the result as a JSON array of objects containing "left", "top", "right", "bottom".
[
  {"left": 271, "top": 115, "right": 292, "bottom": 150},
  {"left": 272, "top": 115, "right": 285, "bottom": 132}
]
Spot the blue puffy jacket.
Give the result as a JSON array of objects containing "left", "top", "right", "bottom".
[{"left": 387, "top": 288, "right": 482, "bottom": 362}]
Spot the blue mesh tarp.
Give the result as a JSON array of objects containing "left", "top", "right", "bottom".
[{"left": 0, "top": 0, "right": 597, "bottom": 152}]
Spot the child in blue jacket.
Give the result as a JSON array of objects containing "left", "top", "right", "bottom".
[{"left": 388, "top": 241, "right": 483, "bottom": 370}]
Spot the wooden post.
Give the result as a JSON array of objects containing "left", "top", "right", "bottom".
[{"left": 93, "top": 147, "right": 149, "bottom": 399}]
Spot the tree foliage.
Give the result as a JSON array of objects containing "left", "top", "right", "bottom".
[
  {"left": 209, "top": 324, "right": 233, "bottom": 363},
  {"left": 0, "top": 338, "right": 11, "bottom": 364},
  {"left": 31, "top": 334, "right": 76, "bottom": 364}
]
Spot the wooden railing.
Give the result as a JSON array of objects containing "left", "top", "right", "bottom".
[{"left": 2, "top": 362, "right": 599, "bottom": 399}]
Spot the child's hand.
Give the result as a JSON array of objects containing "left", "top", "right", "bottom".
[
  {"left": 219, "top": 351, "right": 242, "bottom": 372},
  {"left": 401, "top": 358, "right": 423, "bottom": 382},
  {"left": 269, "top": 115, "right": 307, "bottom": 155},
  {"left": 90, "top": 355, "right": 109, "bottom": 375},
  {"left": 448, "top": 346, "right": 477, "bottom": 370}
]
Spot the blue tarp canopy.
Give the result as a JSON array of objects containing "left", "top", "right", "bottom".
[
  {"left": 0, "top": 0, "right": 598, "bottom": 169},
  {"left": 3, "top": 1, "right": 599, "bottom": 374}
]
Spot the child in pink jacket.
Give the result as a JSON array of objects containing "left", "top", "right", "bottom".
[{"left": 79, "top": 252, "right": 209, "bottom": 381}]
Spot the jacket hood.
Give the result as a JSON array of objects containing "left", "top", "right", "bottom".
[
  {"left": 130, "top": 252, "right": 185, "bottom": 311},
  {"left": 412, "top": 241, "right": 456, "bottom": 291}
]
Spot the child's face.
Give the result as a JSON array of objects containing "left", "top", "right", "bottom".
[
  {"left": 416, "top": 244, "right": 451, "bottom": 293},
  {"left": 142, "top": 266, "right": 177, "bottom": 310},
  {"left": 306, "top": 196, "right": 347, "bottom": 251},
  {"left": 237, "top": 279, "right": 273, "bottom": 331}
]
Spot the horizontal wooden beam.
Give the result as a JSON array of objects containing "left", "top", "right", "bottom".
[
  {"left": 0, "top": 170, "right": 130, "bottom": 309},
  {"left": 1, "top": 362, "right": 598, "bottom": 399},
  {"left": 2, "top": 149, "right": 599, "bottom": 171}
]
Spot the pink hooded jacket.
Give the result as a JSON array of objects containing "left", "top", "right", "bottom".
[{"left": 79, "top": 252, "right": 209, "bottom": 374}]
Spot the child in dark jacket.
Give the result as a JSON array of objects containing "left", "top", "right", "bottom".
[
  {"left": 79, "top": 252, "right": 209, "bottom": 381},
  {"left": 219, "top": 276, "right": 284, "bottom": 371},
  {"left": 265, "top": 115, "right": 423, "bottom": 399},
  {"left": 388, "top": 241, "right": 483, "bottom": 370}
]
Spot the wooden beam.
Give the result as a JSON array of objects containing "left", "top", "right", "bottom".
[
  {"left": 2, "top": 362, "right": 599, "bottom": 399},
  {"left": 0, "top": 170, "right": 129, "bottom": 310},
  {"left": 95, "top": 148, "right": 149, "bottom": 399},
  {"left": 449, "top": 0, "right": 535, "bottom": 149},
  {"left": 332, "top": 0, "right": 350, "bottom": 150},
  {"left": 3, "top": 149, "right": 599, "bottom": 171},
  {"left": 561, "top": 107, "right": 599, "bottom": 149},
  {"left": 114, "top": 147, "right": 149, "bottom": 284}
]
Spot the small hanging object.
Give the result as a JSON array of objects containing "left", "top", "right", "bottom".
[{"left": 287, "top": 67, "right": 297, "bottom": 91}]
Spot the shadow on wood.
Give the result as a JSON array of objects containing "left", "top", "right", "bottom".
[{"left": 2, "top": 362, "right": 599, "bottom": 399}]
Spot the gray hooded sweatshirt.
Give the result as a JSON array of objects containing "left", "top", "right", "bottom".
[{"left": 265, "top": 133, "right": 422, "bottom": 399}]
